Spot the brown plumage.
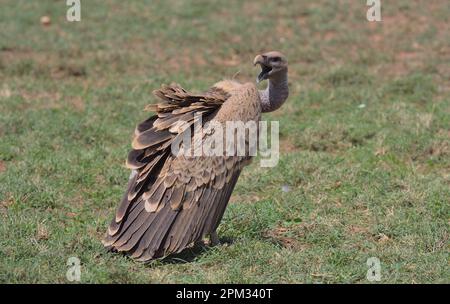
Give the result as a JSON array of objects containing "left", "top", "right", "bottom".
[{"left": 103, "top": 51, "right": 289, "bottom": 261}]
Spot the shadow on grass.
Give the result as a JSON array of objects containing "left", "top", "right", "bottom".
[{"left": 155, "top": 236, "right": 235, "bottom": 265}]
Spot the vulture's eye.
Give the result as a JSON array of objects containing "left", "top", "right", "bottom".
[{"left": 271, "top": 57, "right": 281, "bottom": 62}]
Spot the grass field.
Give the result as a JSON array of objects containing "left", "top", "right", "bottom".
[{"left": 0, "top": 0, "right": 449, "bottom": 283}]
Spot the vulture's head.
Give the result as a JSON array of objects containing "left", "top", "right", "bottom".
[{"left": 253, "top": 51, "right": 288, "bottom": 83}]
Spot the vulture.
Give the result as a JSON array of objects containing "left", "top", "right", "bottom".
[{"left": 103, "top": 51, "right": 289, "bottom": 261}]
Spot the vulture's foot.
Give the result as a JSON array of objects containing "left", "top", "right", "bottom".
[
  {"left": 209, "top": 231, "right": 220, "bottom": 246},
  {"left": 193, "top": 232, "right": 219, "bottom": 248}
]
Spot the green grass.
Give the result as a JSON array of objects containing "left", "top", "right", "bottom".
[{"left": 0, "top": 0, "right": 449, "bottom": 283}]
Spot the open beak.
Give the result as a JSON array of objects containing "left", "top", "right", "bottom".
[{"left": 253, "top": 55, "right": 272, "bottom": 83}]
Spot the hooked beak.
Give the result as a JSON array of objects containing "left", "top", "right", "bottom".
[
  {"left": 253, "top": 54, "right": 264, "bottom": 66},
  {"left": 253, "top": 55, "right": 272, "bottom": 83}
]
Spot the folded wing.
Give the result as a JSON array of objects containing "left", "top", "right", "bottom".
[{"left": 103, "top": 83, "right": 249, "bottom": 261}]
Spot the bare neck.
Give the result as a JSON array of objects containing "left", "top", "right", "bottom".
[{"left": 259, "top": 70, "right": 289, "bottom": 113}]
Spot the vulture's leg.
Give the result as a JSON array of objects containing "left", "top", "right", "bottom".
[
  {"left": 194, "top": 239, "right": 205, "bottom": 247},
  {"left": 210, "top": 231, "right": 220, "bottom": 246}
]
